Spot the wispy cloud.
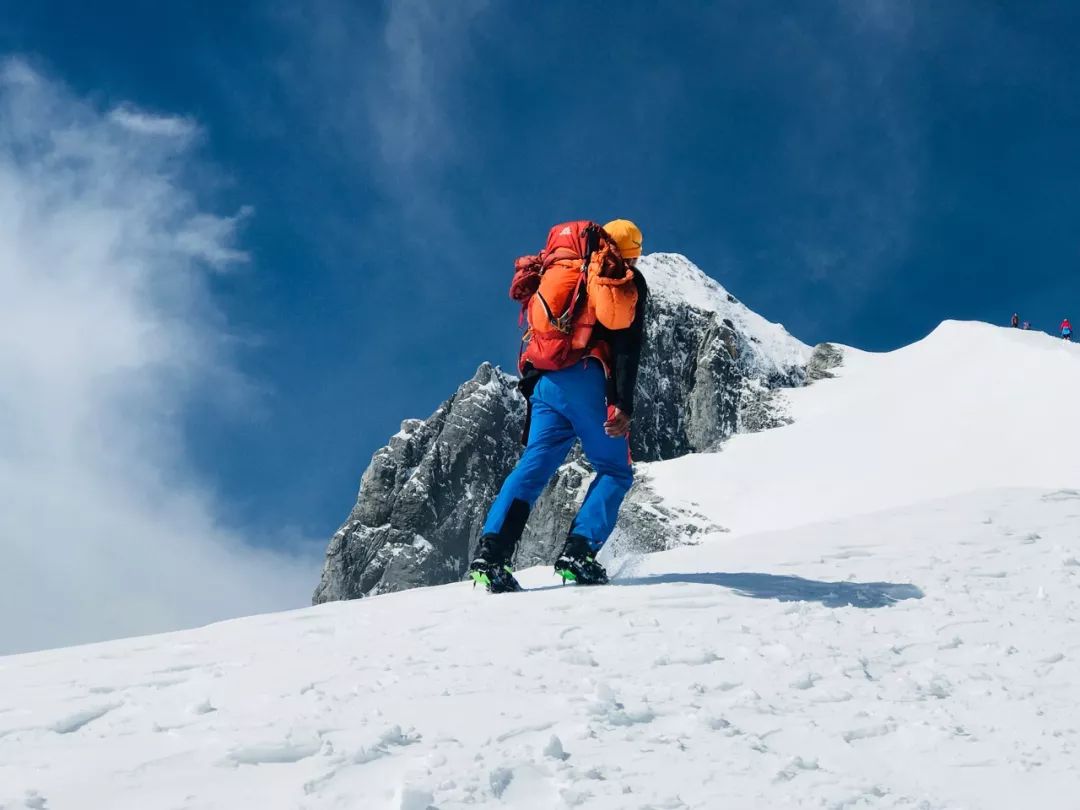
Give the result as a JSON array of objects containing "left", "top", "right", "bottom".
[
  {"left": 0, "top": 58, "right": 315, "bottom": 655},
  {"left": 108, "top": 105, "right": 200, "bottom": 139},
  {"left": 370, "top": 0, "right": 488, "bottom": 174},
  {"left": 275, "top": 1, "right": 489, "bottom": 200}
]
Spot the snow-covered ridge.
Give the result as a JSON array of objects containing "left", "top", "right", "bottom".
[
  {"left": 649, "top": 318, "right": 1080, "bottom": 537},
  {"left": 639, "top": 253, "right": 812, "bottom": 376}
]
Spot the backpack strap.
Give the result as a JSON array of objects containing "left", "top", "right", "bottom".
[
  {"left": 543, "top": 224, "right": 606, "bottom": 334},
  {"left": 534, "top": 270, "right": 588, "bottom": 335}
]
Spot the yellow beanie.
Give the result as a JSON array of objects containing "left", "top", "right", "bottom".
[{"left": 603, "top": 219, "right": 643, "bottom": 259}]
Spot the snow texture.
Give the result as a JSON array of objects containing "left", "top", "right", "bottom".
[
  {"left": 3, "top": 321, "right": 1080, "bottom": 808},
  {"left": 2, "top": 490, "right": 1078, "bottom": 808}
]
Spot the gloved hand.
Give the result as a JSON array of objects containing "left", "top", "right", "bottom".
[{"left": 604, "top": 406, "right": 631, "bottom": 438}]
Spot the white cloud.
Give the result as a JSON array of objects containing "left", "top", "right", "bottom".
[
  {"left": 0, "top": 57, "right": 40, "bottom": 87},
  {"left": 109, "top": 105, "right": 199, "bottom": 139},
  {"left": 371, "top": 0, "right": 488, "bottom": 171},
  {"left": 0, "top": 59, "right": 315, "bottom": 655}
]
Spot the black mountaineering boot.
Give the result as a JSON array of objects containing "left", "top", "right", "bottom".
[
  {"left": 468, "top": 534, "right": 522, "bottom": 594},
  {"left": 554, "top": 535, "right": 609, "bottom": 585}
]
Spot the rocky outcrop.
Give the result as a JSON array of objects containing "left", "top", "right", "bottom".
[
  {"left": 314, "top": 254, "right": 810, "bottom": 603},
  {"left": 807, "top": 342, "right": 844, "bottom": 382},
  {"left": 312, "top": 364, "right": 524, "bottom": 602}
]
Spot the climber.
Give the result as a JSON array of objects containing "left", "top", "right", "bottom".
[
  {"left": 1011, "top": 313, "right": 1020, "bottom": 328},
  {"left": 468, "top": 220, "right": 649, "bottom": 593},
  {"left": 1062, "top": 318, "right": 1073, "bottom": 341},
  {"left": 1022, "top": 321, "right": 1031, "bottom": 330}
]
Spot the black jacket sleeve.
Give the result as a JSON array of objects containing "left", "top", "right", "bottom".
[{"left": 608, "top": 268, "right": 648, "bottom": 415}]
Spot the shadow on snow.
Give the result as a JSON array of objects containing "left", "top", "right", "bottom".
[{"left": 614, "top": 572, "right": 924, "bottom": 609}]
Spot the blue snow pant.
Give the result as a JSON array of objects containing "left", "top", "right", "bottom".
[{"left": 482, "top": 360, "right": 634, "bottom": 554}]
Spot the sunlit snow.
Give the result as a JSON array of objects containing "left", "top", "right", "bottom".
[{"left": 2, "top": 321, "right": 1079, "bottom": 808}]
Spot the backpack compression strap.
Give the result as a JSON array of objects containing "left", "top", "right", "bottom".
[{"left": 533, "top": 226, "right": 598, "bottom": 335}]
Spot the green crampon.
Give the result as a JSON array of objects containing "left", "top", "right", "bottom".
[
  {"left": 469, "top": 570, "right": 492, "bottom": 587},
  {"left": 469, "top": 564, "right": 520, "bottom": 592}
]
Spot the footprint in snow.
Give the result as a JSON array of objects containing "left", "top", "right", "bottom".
[
  {"left": 823, "top": 549, "right": 874, "bottom": 560},
  {"left": 653, "top": 651, "right": 721, "bottom": 667},
  {"left": 842, "top": 722, "right": 897, "bottom": 743},
  {"left": 1042, "top": 489, "right": 1080, "bottom": 501},
  {"left": 149, "top": 663, "right": 204, "bottom": 678},
  {"left": 225, "top": 738, "right": 322, "bottom": 766},
  {"left": 788, "top": 673, "right": 819, "bottom": 690},
  {"left": 773, "top": 756, "right": 820, "bottom": 782},
  {"left": 51, "top": 704, "right": 117, "bottom": 734},
  {"left": 703, "top": 716, "right": 742, "bottom": 736},
  {"left": 188, "top": 699, "right": 216, "bottom": 715},
  {"left": 559, "top": 649, "right": 598, "bottom": 667},
  {"left": 494, "top": 722, "right": 556, "bottom": 743}
]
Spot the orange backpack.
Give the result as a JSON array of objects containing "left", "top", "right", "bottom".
[{"left": 510, "top": 221, "right": 638, "bottom": 374}]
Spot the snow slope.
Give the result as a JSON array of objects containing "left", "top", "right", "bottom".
[
  {"left": 2, "top": 489, "right": 1079, "bottom": 809},
  {"left": 649, "top": 321, "right": 1080, "bottom": 535},
  {"left": 3, "top": 321, "right": 1080, "bottom": 809}
]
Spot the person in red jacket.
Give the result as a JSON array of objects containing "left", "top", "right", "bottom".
[
  {"left": 469, "top": 220, "right": 647, "bottom": 593},
  {"left": 1061, "top": 319, "right": 1072, "bottom": 341}
]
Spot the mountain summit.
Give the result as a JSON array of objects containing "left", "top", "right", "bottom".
[{"left": 313, "top": 254, "right": 811, "bottom": 602}]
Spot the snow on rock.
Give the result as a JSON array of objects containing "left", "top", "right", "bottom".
[
  {"left": 640, "top": 253, "right": 811, "bottom": 378},
  {"left": 315, "top": 254, "right": 809, "bottom": 600},
  {"left": 2, "top": 488, "right": 1079, "bottom": 808}
]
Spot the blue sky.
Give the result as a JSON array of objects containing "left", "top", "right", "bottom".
[{"left": 3, "top": 2, "right": 1080, "bottom": 649}]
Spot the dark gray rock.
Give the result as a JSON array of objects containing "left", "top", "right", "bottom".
[
  {"left": 314, "top": 254, "right": 809, "bottom": 603},
  {"left": 312, "top": 364, "right": 524, "bottom": 602}
]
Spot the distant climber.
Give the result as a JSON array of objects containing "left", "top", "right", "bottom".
[
  {"left": 1022, "top": 321, "right": 1031, "bottom": 330},
  {"left": 1062, "top": 318, "right": 1073, "bottom": 341},
  {"left": 1011, "top": 313, "right": 1020, "bottom": 328},
  {"left": 468, "top": 219, "right": 649, "bottom": 593}
]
